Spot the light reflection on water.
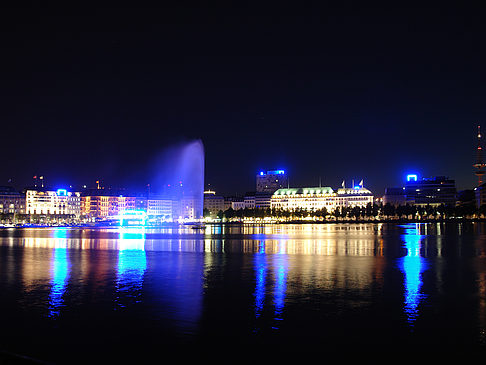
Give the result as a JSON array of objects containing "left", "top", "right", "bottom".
[
  {"left": 48, "top": 228, "right": 70, "bottom": 318},
  {"left": 115, "top": 228, "right": 147, "bottom": 309},
  {"left": 2, "top": 222, "right": 486, "bottom": 359},
  {"left": 398, "top": 223, "right": 428, "bottom": 325}
]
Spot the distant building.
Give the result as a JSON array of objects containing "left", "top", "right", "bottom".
[
  {"left": 383, "top": 187, "right": 407, "bottom": 206},
  {"left": 404, "top": 175, "right": 456, "bottom": 206},
  {"left": 26, "top": 188, "right": 81, "bottom": 217},
  {"left": 475, "top": 184, "right": 486, "bottom": 208},
  {"left": 243, "top": 192, "right": 256, "bottom": 209},
  {"left": 256, "top": 170, "right": 288, "bottom": 193},
  {"left": 0, "top": 186, "right": 25, "bottom": 214},
  {"left": 255, "top": 192, "right": 273, "bottom": 209},
  {"left": 147, "top": 196, "right": 173, "bottom": 220},
  {"left": 203, "top": 190, "right": 225, "bottom": 216},
  {"left": 230, "top": 197, "right": 246, "bottom": 210}
]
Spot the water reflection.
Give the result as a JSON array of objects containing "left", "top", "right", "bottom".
[
  {"left": 115, "top": 228, "right": 147, "bottom": 309},
  {"left": 398, "top": 223, "right": 428, "bottom": 325},
  {"left": 48, "top": 228, "right": 70, "bottom": 318},
  {"left": 253, "top": 240, "right": 289, "bottom": 330},
  {"left": 272, "top": 242, "right": 289, "bottom": 328},
  {"left": 254, "top": 242, "right": 267, "bottom": 318}
]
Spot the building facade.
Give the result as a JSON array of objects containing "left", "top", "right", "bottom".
[
  {"left": 0, "top": 186, "right": 25, "bottom": 214},
  {"left": 147, "top": 197, "right": 173, "bottom": 219},
  {"left": 383, "top": 187, "right": 407, "bottom": 206},
  {"left": 404, "top": 176, "right": 457, "bottom": 206},
  {"left": 271, "top": 186, "right": 373, "bottom": 212},
  {"left": 203, "top": 190, "right": 225, "bottom": 216},
  {"left": 26, "top": 189, "right": 81, "bottom": 217},
  {"left": 256, "top": 170, "right": 288, "bottom": 193}
]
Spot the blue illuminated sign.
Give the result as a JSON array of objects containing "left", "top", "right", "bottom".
[
  {"left": 56, "top": 189, "right": 67, "bottom": 196},
  {"left": 266, "top": 170, "right": 285, "bottom": 175},
  {"left": 407, "top": 174, "right": 418, "bottom": 182}
]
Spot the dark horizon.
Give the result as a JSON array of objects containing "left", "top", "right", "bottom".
[{"left": 1, "top": 4, "right": 485, "bottom": 196}]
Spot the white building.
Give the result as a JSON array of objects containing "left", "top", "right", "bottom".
[
  {"left": 147, "top": 198, "right": 173, "bottom": 219},
  {"left": 271, "top": 186, "right": 373, "bottom": 212},
  {"left": 26, "top": 189, "right": 81, "bottom": 217}
]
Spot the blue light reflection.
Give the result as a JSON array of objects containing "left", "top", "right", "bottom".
[
  {"left": 273, "top": 252, "right": 288, "bottom": 326},
  {"left": 254, "top": 242, "right": 267, "bottom": 318},
  {"left": 253, "top": 240, "right": 289, "bottom": 331},
  {"left": 48, "top": 228, "right": 70, "bottom": 318},
  {"left": 398, "top": 224, "right": 428, "bottom": 325},
  {"left": 115, "top": 228, "right": 147, "bottom": 309}
]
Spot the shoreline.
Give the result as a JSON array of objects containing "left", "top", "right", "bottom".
[{"left": 1, "top": 217, "right": 486, "bottom": 229}]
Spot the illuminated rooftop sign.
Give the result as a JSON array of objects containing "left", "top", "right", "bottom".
[
  {"left": 260, "top": 170, "right": 285, "bottom": 176},
  {"left": 56, "top": 189, "right": 67, "bottom": 196},
  {"left": 407, "top": 174, "right": 418, "bottom": 182}
]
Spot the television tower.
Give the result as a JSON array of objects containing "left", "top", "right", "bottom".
[{"left": 474, "top": 125, "right": 486, "bottom": 186}]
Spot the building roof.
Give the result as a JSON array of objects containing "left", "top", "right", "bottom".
[
  {"left": 273, "top": 187, "right": 334, "bottom": 196},
  {"left": 336, "top": 187, "right": 373, "bottom": 195}
]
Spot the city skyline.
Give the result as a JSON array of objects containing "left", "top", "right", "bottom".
[{"left": 1, "top": 4, "right": 485, "bottom": 195}]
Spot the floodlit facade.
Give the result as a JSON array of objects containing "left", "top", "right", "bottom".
[
  {"left": 26, "top": 189, "right": 81, "bottom": 217},
  {"left": 271, "top": 186, "right": 373, "bottom": 212}
]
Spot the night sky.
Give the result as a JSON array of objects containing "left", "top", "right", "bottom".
[{"left": 1, "top": 4, "right": 486, "bottom": 196}]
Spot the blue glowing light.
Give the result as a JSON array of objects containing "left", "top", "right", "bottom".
[
  {"left": 407, "top": 174, "right": 418, "bottom": 182},
  {"left": 398, "top": 223, "right": 428, "bottom": 325},
  {"left": 260, "top": 171, "right": 264, "bottom": 176},
  {"left": 56, "top": 189, "right": 67, "bottom": 196},
  {"left": 354, "top": 186, "right": 360, "bottom": 190},
  {"left": 119, "top": 210, "right": 147, "bottom": 227}
]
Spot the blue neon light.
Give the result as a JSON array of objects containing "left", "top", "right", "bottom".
[
  {"left": 354, "top": 186, "right": 360, "bottom": 190},
  {"left": 268, "top": 170, "right": 285, "bottom": 175},
  {"left": 398, "top": 224, "right": 428, "bottom": 325},
  {"left": 407, "top": 174, "right": 418, "bottom": 182},
  {"left": 56, "top": 189, "right": 67, "bottom": 196},
  {"left": 260, "top": 171, "right": 264, "bottom": 176}
]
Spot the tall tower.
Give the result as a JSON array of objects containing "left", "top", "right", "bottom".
[{"left": 474, "top": 125, "right": 486, "bottom": 186}]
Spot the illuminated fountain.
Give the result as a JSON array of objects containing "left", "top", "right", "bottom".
[{"left": 151, "top": 139, "right": 205, "bottom": 222}]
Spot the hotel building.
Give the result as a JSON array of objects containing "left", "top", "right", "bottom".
[
  {"left": 271, "top": 185, "right": 373, "bottom": 212},
  {"left": 26, "top": 189, "right": 81, "bottom": 217}
]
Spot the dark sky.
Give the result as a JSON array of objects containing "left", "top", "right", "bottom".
[{"left": 1, "top": 3, "right": 485, "bottom": 195}]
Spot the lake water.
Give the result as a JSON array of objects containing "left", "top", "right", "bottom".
[{"left": 0, "top": 222, "right": 485, "bottom": 362}]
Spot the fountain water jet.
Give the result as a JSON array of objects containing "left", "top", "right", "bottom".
[{"left": 151, "top": 139, "right": 205, "bottom": 222}]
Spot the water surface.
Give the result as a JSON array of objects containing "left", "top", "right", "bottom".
[{"left": 0, "top": 222, "right": 485, "bottom": 362}]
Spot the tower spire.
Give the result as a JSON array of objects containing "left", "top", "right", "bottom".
[{"left": 474, "top": 125, "right": 486, "bottom": 186}]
